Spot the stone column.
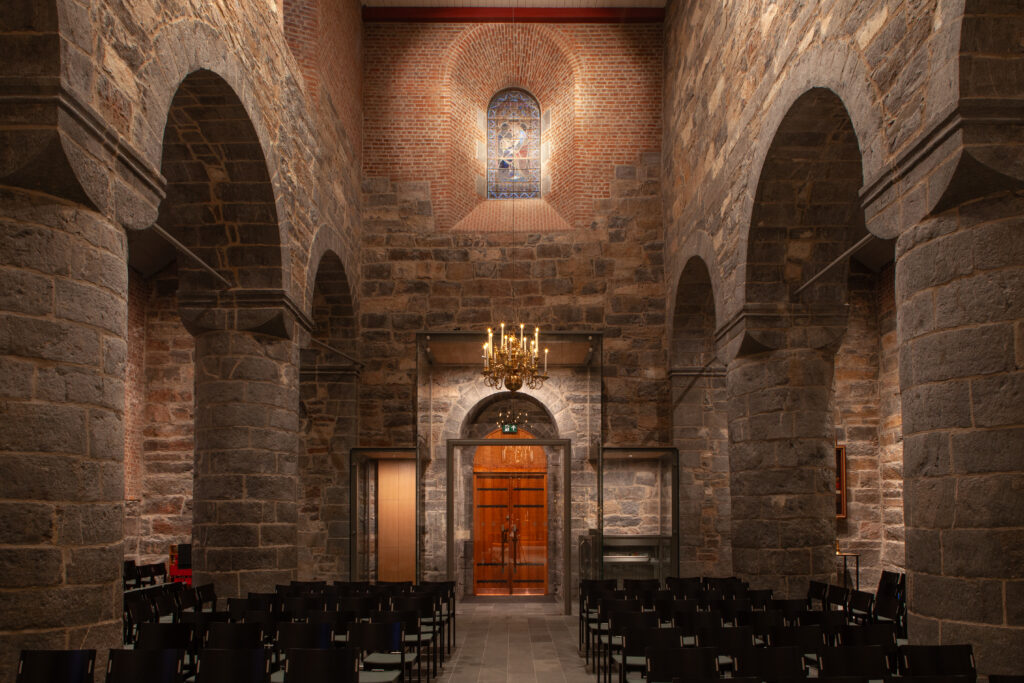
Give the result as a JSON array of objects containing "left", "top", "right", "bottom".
[
  {"left": 0, "top": 188, "right": 127, "bottom": 680},
  {"left": 898, "top": 193, "right": 1024, "bottom": 674},
  {"left": 727, "top": 347, "right": 836, "bottom": 597},
  {"left": 192, "top": 328, "right": 300, "bottom": 598}
]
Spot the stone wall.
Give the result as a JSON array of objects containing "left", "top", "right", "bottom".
[
  {"left": 359, "top": 155, "right": 666, "bottom": 450},
  {"left": 602, "top": 460, "right": 666, "bottom": 535}
]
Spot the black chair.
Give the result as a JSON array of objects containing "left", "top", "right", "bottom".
[
  {"left": 825, "top": 585, "right": 850, "bottom": 612},
  {"left": 105, "top": 648, "right": 184, "bottom": 683},
  {"left": 847, "top": 590, "right": 874, "bottom": 623},
  {"left": 347, "top": 621, "right": 404, "bottom": 683},
  {"left": 195, "top": 583, "right": 218, "bottom": 612},
  {"left": 613, "top": 627, "right": 683, "bottom": 683},
  {"left": 205, "top": 621, "right": 264, "bottom": 649},
  {"left": 419, "top": 580, "right": 456, "bottom": 655},
  {"left": 748, "top": 588, "right": 774, "bottom": 610},
  {"left": 602, "top": 609, "right": 658, "bottom": 683},
  {"left": 588, "top": 598, "right": 641, "bottom": 669},
  {"left": 734, "top": 645, "right": 807, "bottom": 680},
  {"left": 698, "top": 625, "right": 754, "bottom": 673},
  {"left": 275, "top": 621, "right": 334, "bottom": 668},
  {"left": 17, "top": 649, "right": 96, "bottom": 683},
  {"left": 135, "top": 622, "right": 196, "bottom": 676},
  {"left": 665, "top": 576, "right": 702, "bottom": 600},
  {"left": 770, "top": 598, "right": 808, "bottom": 625},
  {"left": 283, "top": 647, "right": 359, "bottom": 683},
  {"left": 372, "top": 609, "right": 427, "bottom": 682},
  {"left": 807, "top": 580, "right": 829, "bottom": 610},
  {"left": 818, "top": 645, "right": 892, "bottom": 678},
  {"left": 898, "top": 644, "right": 976, "bottom": 678},
  {"left": 743, "top": 608, "right": 785, "bottom": 645},
  {"left": 393, "top": 593, "right": 442, "bottom": 674},
  {"left": 645, "top": 645, "right": 718, "bottom": 683},
  {"left": 673, "top": 609, "right": 723, "bottom": 646},
  {"left": 195, "top": 648, "right": 270, "bottom": 683},
  {"left": 838, "top": 622, "right": 897, "bottom": 665}
]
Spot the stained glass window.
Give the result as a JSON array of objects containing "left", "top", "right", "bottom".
[{"left": 487, "top": 89, "right": 541, "bottom": 199}]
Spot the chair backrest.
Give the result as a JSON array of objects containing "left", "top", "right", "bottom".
[
  {"left": 826, "top": 584, "right": 850, "bottom": 611},
  {"left": 768, "top": 624, "right": 825, "bottom": 653},
  {"left": 645, "top": 646, "right": 717, "bottom": 683},
  {"left": 808, "top": 580, "right": 829, "bottom": 608},
  {"left": 819, "top": 645, "right": 892, "bottom": 677},
  {"left": 734, "top": 645, "right": 805, "bottom": 678},
  {"left": 744, "top": 608, "right": 785, "bottom": 635},
  {"left": 17, "top": 649, "right": 96, "bottom": 683},
  {"left": 673, "top": 609, "right": 722, "bottom": 633},
  {"left": 622, "top": 627, "right": 683, "bottom": 657},
  {"left": 747, "top": 588, "right": 773, "bottom": 609},
  {"left": 195, "top": 648, "right": 269, "bottom": 683},
  {"left": 697, "top": 625, "right": 754, "bottom": 653},
  {"left": 136, "top": 622, "right": 194, "bottom": 651},
  {"left": 899, "top": 644, "right": 976, "bottom": 676},
  {"left": 195, "top": 583, "right": 217, "bottom": 610},
  {"left": 284, "top": 648, "right": 358, "bottom": 683},
  {"left": 348, "top": 620, "right": 404, "bottom": 655},
  {"left": 105, "top": 648, "right": 183, "bottom": 683},
  {"left": 276, "top": 621, "right": 334, "bottom": 652},
  {"left": 839, "top": 622, "right": 897, "bottom": 649},
  {"left": 609, "top": 609, "right": 659, "bottom": 637},
  {"left": 206, "top": 621, "right": 264, "bottom": 649}
]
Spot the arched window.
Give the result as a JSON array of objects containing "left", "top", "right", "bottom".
[{"left": 487, "top": 89, "right": 541, "bottom": 199}]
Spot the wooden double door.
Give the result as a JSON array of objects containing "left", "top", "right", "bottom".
[{"left": 472, "top": 430, "right": 548, "bottom": 595}]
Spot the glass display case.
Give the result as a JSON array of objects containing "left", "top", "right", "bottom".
[{"left": 592, "top": 446, "right": 679, "bottom": 582}]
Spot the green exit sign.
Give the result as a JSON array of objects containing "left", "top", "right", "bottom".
[{"left": 501, "top": 423, "right": 518, "bottom": 434}]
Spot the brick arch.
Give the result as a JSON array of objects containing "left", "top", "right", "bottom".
[
  {"left": 441, "top": 23, "right": 580, "bottom": 230},
  {"left": 156, "top": 69, "right": 283, "bottom": 293},
  {"left": 305, "top": 222, "right": 358, "bottom": 322},
  {"left": 135, "top": 20, "right": 293, "bottom": 297},
  {"left": 741, "top": 87, "right": 867, "bottom": 351}
]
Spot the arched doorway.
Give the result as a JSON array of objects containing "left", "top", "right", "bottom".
[{"left": 472, "top": 428, "right": 548, "bottom": 595}]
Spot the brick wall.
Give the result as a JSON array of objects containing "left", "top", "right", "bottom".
[
  {"left": 125, "top": 270, "right": 148, "bottom": 502},
  {"left": 363, "top": 22, "right": 661, "bottom": 230}
]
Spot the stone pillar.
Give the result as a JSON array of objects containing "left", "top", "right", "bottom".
[
  {"left": 898, "top": 193, "right": 1024, "bottom": 674},
  {"left": 192, "top": 329, "right": 300, "bottom": 598},
  {"left": 0, "top": 188, "right": 127, "bottom": 680},
  {"left": 727, "top": 347, "right": 835, "bottom": 597}
]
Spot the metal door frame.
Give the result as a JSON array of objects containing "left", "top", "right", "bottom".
[{"left": 447, "top": 437, "right": 572, "bottom": 615}]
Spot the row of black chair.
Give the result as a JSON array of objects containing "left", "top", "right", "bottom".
[
  {"left": 16, "top": 646, "right": 361, "bottom": 683},
  {"left": 124, "top": 560, "right": 169, "bottom": 589}
]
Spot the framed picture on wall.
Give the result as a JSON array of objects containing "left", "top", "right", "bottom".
[{"left": 836, "top": 445, "right": 847, "bottom": 519}]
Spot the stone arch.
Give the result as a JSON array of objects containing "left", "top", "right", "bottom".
[
  {"left": 305, "top": 224, "right": 359, "bottom": 325},
  {"left": 743, "top": 87, "right": 867, "bottom": 352},
  {"left": 666, "top": 231, "right": 724, "bottom": 353},
  {"left": 152, "top": 69, "right": 283, "bottom": 295},
  {"left": 670, "top": 256, "right": 732, "bottom": 577},
  {"left": 134, "top": 20, "right": 294, "bottom": 297},
  {"left": 459, "top": 391, "right": 558, "bottom": 440},
  {"left": 441, "top": 23, "right": 581, "bottom": 230},
  {"left": 297, "top": 249, "right": 359, "bottom": 579},
  {"left": 733, "top": 42, "right": 886, "bottom": 313}
]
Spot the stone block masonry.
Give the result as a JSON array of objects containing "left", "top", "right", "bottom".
[{"left": 0, "top": 189, "right": 128, "bottom": 681}]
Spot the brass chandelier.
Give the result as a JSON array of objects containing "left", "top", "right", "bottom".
[
  {"left": 481, "top": 10, "right": 547, "bottom": 395},
  {"left": 483, "top": 323, "right": 547, "bottom": 392}
]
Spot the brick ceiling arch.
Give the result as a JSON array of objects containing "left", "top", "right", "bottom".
[{"left": 441, "top": 23, "right": 580, "bottom": 230}]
